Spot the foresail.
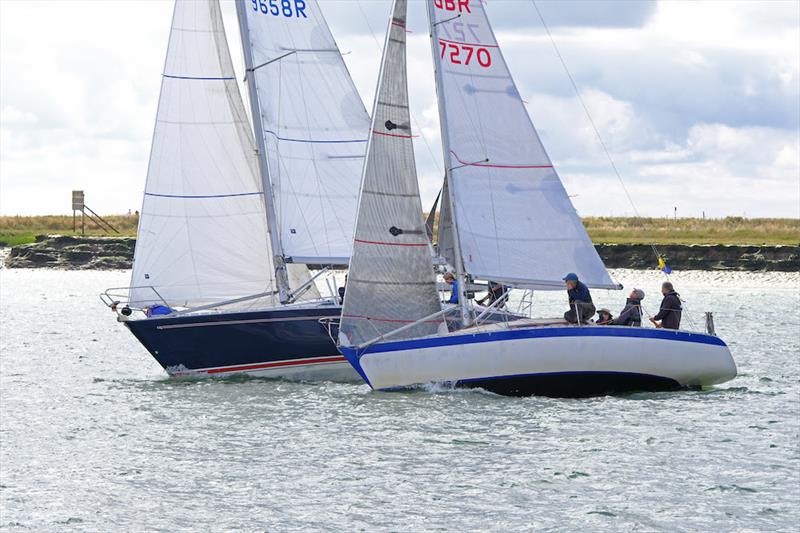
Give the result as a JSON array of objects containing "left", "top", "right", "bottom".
[
  {"left": 427, "top": 0, "right": 618, "bottom": 290},
  {"left": 130, "top": 0, "right": 274, "bottom": 308},
  {"left": 241, "top": 0, "right": 371, "bottom": 265},
  {"left": 339, "top": 0, "right": 444, "bottom": 347}
]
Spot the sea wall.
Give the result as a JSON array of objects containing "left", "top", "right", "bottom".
[
  {"left": 4, "top": 235, "right": 134, "bottom": 270},
  {"left": 3, "top": 235, "right": 799, "bottom": 272}
]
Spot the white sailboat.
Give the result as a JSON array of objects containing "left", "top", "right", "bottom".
[
  {"left": 103, "top": 0, "right": 370, "bottom": 381},
  {"left": 339, "top": 0, "right": 737, "bottom": 397}
]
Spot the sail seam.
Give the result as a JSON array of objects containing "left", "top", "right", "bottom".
[
  {"left": 162, "top": 74, "right": 234, "bottom": 80},
  {"left": 264, "top": 130, "right": 367, "bottom": 144},
  {"left": 144, "top": 192, "right": 263, "bottom": 199},
  {"left": 372, "top": 130, "right": 415, "bottom": 139}
]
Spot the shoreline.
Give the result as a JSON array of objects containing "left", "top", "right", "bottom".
[{"left": 3, "top": 235, "right": 798, "bottom": 272}]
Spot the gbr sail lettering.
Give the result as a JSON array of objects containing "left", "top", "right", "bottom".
[
  {"left": 251, "top": 0, "right": 307, "bottom": 18},
  {"left": 434, "top": 0, "right": 471, "bottom": 13}
]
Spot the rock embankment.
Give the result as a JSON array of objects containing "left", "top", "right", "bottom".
[
  {"left": 597, "top": 244, "right": 799, "bottom": 272},
  {"left": 3, "top": 235, "right": 798, "bottom": 272},
  {"left": 4, "top": 235, "right": 134, "bottom": 270}
]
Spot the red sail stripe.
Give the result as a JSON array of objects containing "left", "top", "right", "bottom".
[
  {"left": 450, "top": 150, "right": 553, "bottom": 169},
  {"left": 354, "top": 238, "right": 428, "bottom": 247}
]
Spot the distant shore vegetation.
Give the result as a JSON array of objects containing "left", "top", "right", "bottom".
[{"left": 0, "top": 214, "right": 797, "bottom": 247}]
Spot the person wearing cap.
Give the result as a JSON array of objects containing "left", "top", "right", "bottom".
[
  {"left": 650, "top": 281, "right": 682, "bottom": 330},
  {"left": 443, "top": 272, "right": 459, "bottom": 304},
  {"left": 563, "top": 273, "right": 596, "bottom": 324},
  {"left": 596, "top": 308, "right": 614, "bottom": 325},
  {"left": 610, "top": 288, "right": 645, "bottom": 326}
]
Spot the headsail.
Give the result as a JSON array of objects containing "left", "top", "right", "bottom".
[
  {"left": 238, "top": 0, "right": 371, "bottom": 265},
  {"left": 426, "top": 0, "right": 618, "bottom": 290},
  {"left": 339, "top": 0, "right": 444, "bottom": 347},
  {"left": 130, "top": 0, "right": 274, "bottom": 308}
]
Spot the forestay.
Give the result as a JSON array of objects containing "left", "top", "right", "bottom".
[
  {"left": 339, "top": 0, "right": 445, "bottom": 347},
  {"left": 427, "top": 0, "right": 618, "bottom": 290},
  {"left": 130, "top": 0, "right": 275, "bottom": 308},
  {"left": 241, "top": 0, "right": 371, "bottom": 265}
]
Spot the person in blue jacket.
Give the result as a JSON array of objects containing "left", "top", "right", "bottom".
[
  {"left": 563, "top": 272, "right": 596, "bottom": 324},
  {"left": 444, "top": 272, "right": 459, "bottom": 304}
]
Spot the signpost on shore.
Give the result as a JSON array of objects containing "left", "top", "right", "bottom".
[
  {"left": 72, "top": 190, "right": 85, "bottom": 235},
  {"left": 71, "top": 190, "right": 119, "bottom": 235}
]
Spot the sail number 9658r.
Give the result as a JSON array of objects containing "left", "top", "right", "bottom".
[{"left": 250, "top": 0, "right": 307, "bottom": 18}]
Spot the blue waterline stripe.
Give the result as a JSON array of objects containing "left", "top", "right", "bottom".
[
  {"left": 359, "top": 326, "right": 727, "bottom": 356},
  {"left": 162, "top": 74, "right": 235, "bottom": 80},
  {"left": 265, "top": 130, "right": 368, "bottom": 144},
  {"left": 145, "top": 192, "right": 263, "bottom": 199}
]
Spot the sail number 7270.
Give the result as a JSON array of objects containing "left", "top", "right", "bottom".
[{"left": 250, "top": 0, "right": 307, "bottom": 18}]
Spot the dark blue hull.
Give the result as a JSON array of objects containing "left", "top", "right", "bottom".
[{"left": 124, "top": 305, "right": 356, "bottom": 380}]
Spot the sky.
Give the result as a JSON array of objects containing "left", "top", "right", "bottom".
[{"left": 0, "top": 0, "right": 798, "bottom": 218}]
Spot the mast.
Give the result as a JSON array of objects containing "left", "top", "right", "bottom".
[
  {"left": 235, "top": 0, "right": 291, "bottom": 303},
  {"left": 425, "top": 1, "right": 470, "bottom": 327}
]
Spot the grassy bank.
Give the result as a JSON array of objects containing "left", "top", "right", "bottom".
[
  {"left": 0, "top": 215, "right": 797, "bottom": 247},
  {"left": 0, "top": 215, "right": 138, "bottom": 246},
  {"left": 582, "top": 217, "right": 799, "bottom": 245}
]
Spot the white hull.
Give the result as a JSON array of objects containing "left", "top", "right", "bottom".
[{"left": 341, "top": 324, "right": 737, "bottom": 397}]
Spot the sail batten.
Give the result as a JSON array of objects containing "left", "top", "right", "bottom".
[
  {"left": 340, "top": 0, "right": 444, "bottom": 348},
  {"left": 427, "top": 0, "right": 617, "bottom": 290}
]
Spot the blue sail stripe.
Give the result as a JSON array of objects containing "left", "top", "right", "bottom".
[
  {"left": 162, "top": 74, "right": 235, "bottom": 81},
  {"left": 145, "top": 192, "right": 263, "bottom": 199},
  {"left": 264, "top": 130, "right": 368, "bottom": 144}
]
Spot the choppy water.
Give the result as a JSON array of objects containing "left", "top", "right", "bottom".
[{"left": 1, "top": 268, "right": 798, "bottom": 531}]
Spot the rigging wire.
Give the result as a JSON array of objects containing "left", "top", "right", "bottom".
[
  {"left": 529, "top": 0, "right": 701, "bottom": 329},
  {"left": 529, "top": 0, "right": 665, "bottom": 268}
]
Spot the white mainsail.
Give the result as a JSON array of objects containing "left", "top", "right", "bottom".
[
  {"left": 239, "top": 0, "right": 371, "bottom": 265},
  {"left": 339, "top": 0, "right": 444, "bottom": 347},
  {"left": 130, "top": 0, "right": 275, "bottom": 308},
  {"left": 426, "top": 0, "right": 618, "bottom": 290}
]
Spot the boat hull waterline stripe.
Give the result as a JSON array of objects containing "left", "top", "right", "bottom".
[
  {"left": 173, "top": 355, "right": 349, "bottom": 376},
  {"left": 358, "top": 326, "right": 727, "bottom": 355}
]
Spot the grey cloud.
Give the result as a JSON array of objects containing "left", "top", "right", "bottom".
[{"left": 318, "top": 0, "right": 658, "bottom": 38}]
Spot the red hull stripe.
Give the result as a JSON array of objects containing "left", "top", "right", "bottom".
[
  {"left": 204, "top": 356, "right": 347, "bottom": 375},
  {"left": 438, "top": 38, "right": 499, "bottom": 49},
  {"left": 355, "top": 238, "right": 428, "bottom": 247},
  {"left": 450, "top": 150, "right": 553, "bottom": 169}
]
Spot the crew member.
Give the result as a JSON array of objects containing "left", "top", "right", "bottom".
[
  {"left": 611, "top": 288, "right": 645, "bottom": 326},
  {"left": 563, "top": 273, "right": 595, "bottom": 324},
  {"left": 444, "top": 272, "right": 459, "bottom": 304},
  {"left": 650, "top": 282, "right": 682, "bottom": 330}
]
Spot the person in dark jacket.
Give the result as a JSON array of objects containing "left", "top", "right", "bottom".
[
  {"left": 563, "top": 273, "right": 596, "bottom": 324},
  {"left": 611, "top": 288, "right": 645, "bottom": 326},
  {"left": 476, "top": 281, "right": 507, "bottom": 308},
  {"left": 650, "top": 281, "right": 682, "bottom": 330}
]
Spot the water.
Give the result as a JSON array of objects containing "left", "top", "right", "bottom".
[{"left": 1, "top": 268, "right": 798, "bottom": 531}]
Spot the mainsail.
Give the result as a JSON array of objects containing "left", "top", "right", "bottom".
[
  {"left": 238, "top": 0, "right": 371, "bottom": 265},
  {"left": 339, "top": 0, "right": 444, "bottom": 347},
  {"left": 130, "top": 0, "right": 275, "bottom": 308},
  {"left": 426, "top": 0, "right": 618, "bottom": 290}
]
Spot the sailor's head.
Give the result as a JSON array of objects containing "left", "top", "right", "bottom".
[
  {"left": 630, "top": 288, "right": 645, "bottom": 301},
  {"left": 661, "top": 281, "right": 674, "bottom": 295},
  {"left": 444, "top": 272, "right": 455, "bottom": 284},
  {"left": 563, "top": 272, "right": 578, "bottom": 289}
]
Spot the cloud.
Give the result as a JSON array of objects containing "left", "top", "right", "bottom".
[{"left": 0, "top": 0, "right": 798, "bottom": 219}]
